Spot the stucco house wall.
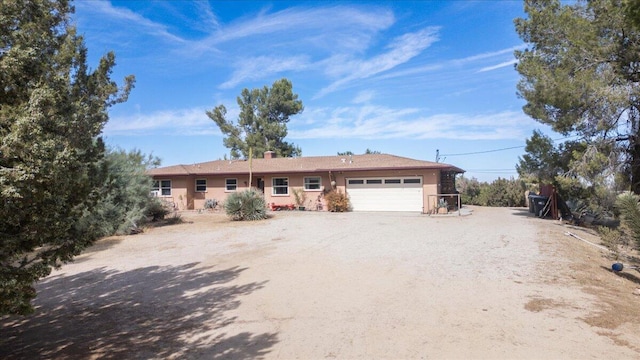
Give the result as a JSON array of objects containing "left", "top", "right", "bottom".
[
  {"left": 260, "top": 173, "right": 330, "bottom": 209},
  {"left": 148, "top": 153, "right": 463, "bottom": 213}
]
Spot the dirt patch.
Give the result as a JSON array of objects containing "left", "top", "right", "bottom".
[
  {"left": 524, "top": 297, "right": 568, "bottom": 312},
  {"left": 2, "top": 207, "right": 640, "bottom": 359},
  {"left": 533, "top": 221, "right": 640, "bottom": 352}
]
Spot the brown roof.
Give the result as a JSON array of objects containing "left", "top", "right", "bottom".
[{"left": 147, "top": 154, "right": 464, "bottom": 176}]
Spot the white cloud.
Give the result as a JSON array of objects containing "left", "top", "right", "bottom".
[
  {"left": 104, "top": 107, "right": 217, "bottom": 136},
  {"left": 377, "top": 45, "right": 525, "bottom": 81},
  {"left": 193, "top": 1, "right": 221, "bottom": 31},
  {"left": 477, "top": 59, "right": 518, "bottom": 73},
  {"left": 291, "top": 106, "right": 533, "bottom": 141},
  {"left": 76, "top": 1, "right": 186, "bottom": 44},
  {"left": 315, "top": 27, "right": 440, "bottom": 98},
  {"left": 169, "top": 5, "right": 396, "bottom": 60},
  {"left": 352, "top": 90, "right": 376, "bottom": 104},
  {"left": 451, "top": 45, "right": 525, "bottom": 65},
  {"left": 202, "top": 6, "right": 394, "bottom": 50},
  {"left": 220, "top": 55, "right": 310, "bottom": 89}
]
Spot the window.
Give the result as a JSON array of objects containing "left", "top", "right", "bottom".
[
  {"left": 366, "top": 179, "right": 383, "bottom": 184},
  {"left": 195, "top": 179, "right": 207, "bottom": 192},
  {"left": 152, "top": 180, "right": 172, "bottom": 196},
  {"left": 225, "top": 178, "right": 237, "bottom": 192},
  {"left": 385, "top": 179, "right": 401, "bottom": 184},
  {"left": 304, "top": 177, "right": 321, "bottom": 190},
  {"left": 272, "top": 177, "right": 289, "bottom": 195},
  {"left": 348, "top": 179, "right": 364, "bottom": 185},
  {"left": 404, "top": 178, "right": 421, "bottom": 184}
]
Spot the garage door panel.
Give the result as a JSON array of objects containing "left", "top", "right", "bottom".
[{"left": 347, "top": 177, "right": 423, "bottom": 212}]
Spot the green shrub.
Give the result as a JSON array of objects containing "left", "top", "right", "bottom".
[
  {"left": 616, "top": 192, "right": 640, "bottom": 249},
  {"left": 598, "top": 226, "right": 623, "bottom": 258},
  {"left": 458, "top": 176, "right": 526, "bottom": 207},
  {"left": 324, "top": 189, "right": 350, "bottom": 212},
  {"left": 164, "top": 212, "right": 183, "bottom": 225},
  {"left": 224, "top": 188, "right": 267, "bottom": 221},
  {"left": 146, "top": 198, "right": 171, "bottom": 222}
]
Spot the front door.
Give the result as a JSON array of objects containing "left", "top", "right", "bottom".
[{"left": 256, "top": 177, "right": 264, "bottom": 193}]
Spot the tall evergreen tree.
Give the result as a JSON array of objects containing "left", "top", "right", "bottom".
[
  {"left": 515, "top": 0, "right": 640, "bottom": 193},
  {"left": 0, "top": 0, "right": 134, "bottom": 314},
  {"left": 207, "top": 78, "right": 303, "bottom": 159},
  {"left": 516, "top": 130, "right": 587, "bottom": 183}
]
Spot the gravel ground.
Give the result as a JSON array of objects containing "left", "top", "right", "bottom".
[{"left": 1, "top": 206, "right": 639, "bottom": 359}]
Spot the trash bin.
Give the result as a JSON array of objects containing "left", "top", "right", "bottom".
[
  {"left": 528, "top": 195, "right": 549, "bottom": 217},
  {"left": 528, "top": 194, "right": 535, "bottom": 213}
]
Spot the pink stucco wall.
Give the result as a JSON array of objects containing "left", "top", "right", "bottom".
[{"left": 153, "top": 168, "right": 443, "bottom": 213}]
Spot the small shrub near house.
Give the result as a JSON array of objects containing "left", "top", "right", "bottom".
[
  {"left": 224, "top": 188, "right": 268, "bottom": 221},
  {"left": 146, "top": 199, "right": 171, "bottom": 222},
  {"left": 324, "top": 189, "right": 350, "bottom": 212},
  {"left": 204, "top": 198, "right": 218, "bottom": 210}
]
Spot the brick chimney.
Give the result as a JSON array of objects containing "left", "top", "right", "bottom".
[{"left": 264, "top": 151, "right": 276, "bottom": 159}]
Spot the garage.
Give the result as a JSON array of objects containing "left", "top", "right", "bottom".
[{"left": 346, "top": 177, "right": 423, "bottom": 212}]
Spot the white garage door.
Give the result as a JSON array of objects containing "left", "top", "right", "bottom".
[{"left": 346, "top": 177, "right": 423, "bottom": 212}]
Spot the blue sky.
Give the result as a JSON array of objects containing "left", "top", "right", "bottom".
[{"left": 72, "top": 0, "right": 555, "bottom": 182}]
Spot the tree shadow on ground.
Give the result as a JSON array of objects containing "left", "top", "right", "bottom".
[
  {"left": 71, "top": 237, "right": 125, "bottom": 264},
  {"left": 0, "top": 263, "right": 276, "bottom": 359}
]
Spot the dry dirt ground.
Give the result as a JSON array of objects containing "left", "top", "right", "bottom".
[{"left": 1, "top": 206, "right": 640, "bottom": 359}]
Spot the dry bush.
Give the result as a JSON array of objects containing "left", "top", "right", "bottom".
[{"left": 324, "top": 190, "right": 350, "bottom": 212}]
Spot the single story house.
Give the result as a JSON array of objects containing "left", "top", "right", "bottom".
[{"left": 147, "top": 151, "right": 464, "bottom": 213}]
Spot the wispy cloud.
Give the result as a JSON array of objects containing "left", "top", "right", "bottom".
[
  {"left": 105, "top": 102, "right": 532, "bottom": 142},
  {"left": 451, "top": 45, "right": 525, "bottom": 65},
  {"left": 76, "top": 1, "right": 187, "bottom": 44},
  {"left": 478, "top": 59, "right": 518, "bottom": 73},
  {"left": 200, "top": 6, "right": 394, "bottom": 51},
  {"left": 79, "top": 3, "right": 401, "bottom": 88},
  {"left": 104, "top": 107, "right": 219, "bottom": 136},
  {"left": 220, "top": 56, "right": 310, "bottom": 89},
  {"left": 291, "top": 107, "right": 532, "bottom": 141},
  {"left": 315, "top": 27, "right": 440, "bottom": 98},
  {"left": 377, "top": 44, "right": 525, "bottom": 81},
  {"left": 192, "top": 1, "right": 220, "bottom": 31},
  {"left": 352, "top": 90, "right": 376, "bottom": 104}
]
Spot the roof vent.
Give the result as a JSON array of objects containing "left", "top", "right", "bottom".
[{"left": 341, "top": 158, "right": 346, "bottom": 163}]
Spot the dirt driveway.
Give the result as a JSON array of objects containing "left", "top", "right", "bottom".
[{"left": 2, "top": 206, "right": 640, "bottom": 359}]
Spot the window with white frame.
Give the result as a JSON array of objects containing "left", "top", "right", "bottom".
[
  {"left": 152, "top": 180, "right": 172, "bottom": 196},
  {"left": 195, "top": 179, "right": 207, "bottom": 192},
  {"left": 304, "top": 176, "right": 321, "bottom": 190},
  {"left": 225, "top": 178, "right": 237, "bottom": 192},
  {"left": 272, "top": 177, "right": 289, "bottom": 195}
]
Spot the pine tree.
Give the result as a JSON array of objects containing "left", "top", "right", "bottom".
[
  {"left": 207, "top": 78, "right": 303, "bottom": 159},
  {"left": 515, "top": 0, "right": 640, "bottom": 193}
]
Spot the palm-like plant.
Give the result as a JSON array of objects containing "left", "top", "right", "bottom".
[{"left": 224, "top": 188, "right": 268, "bottom": 221}]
